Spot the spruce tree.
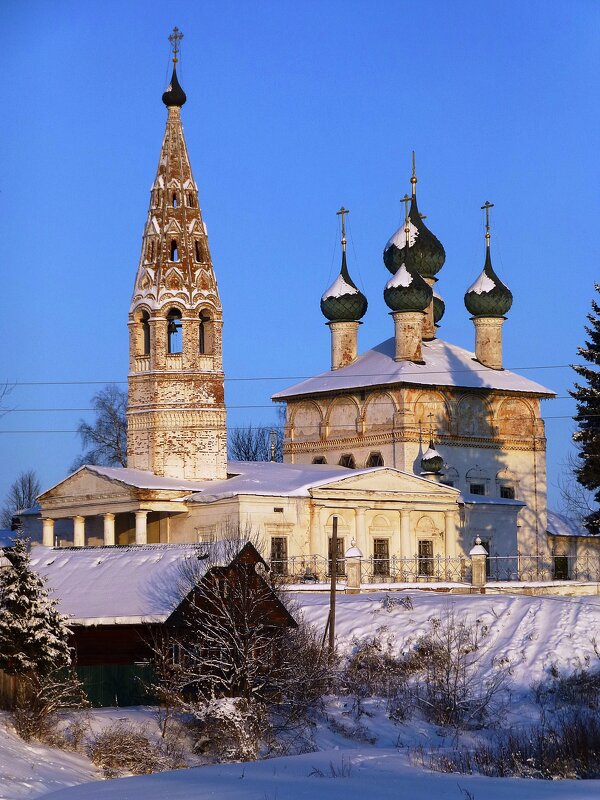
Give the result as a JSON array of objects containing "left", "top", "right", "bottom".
[
  {"left": 571, "top": 283, "right": 600, "bottom": 534},
  {"left": 0, "top": 537, "right": 72, "bottom": 675}
]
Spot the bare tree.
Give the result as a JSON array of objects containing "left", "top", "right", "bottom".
[
  {"left": 1, "top": 470, "right": 41, "bottom": 528},
  {"left": 0, "top": 383, "right": 12, "bottom": 419},
  {"left": 71, "top": 384, "right": 127, "bottom": 470},
  {"left": 228, "top": 424, "right": 283, "bottom": 462},
  {"left": 558, "top": 449, "right": 598, "bottom": 525}
]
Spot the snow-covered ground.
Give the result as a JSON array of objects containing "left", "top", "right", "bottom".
[{"left": 1, "top": 591, "right": 599, "bottom": 800}]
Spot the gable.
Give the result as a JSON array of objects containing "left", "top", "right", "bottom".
[
  {"left": 311, "top": 467, "right": 459, "bottom": 498},
  {"left": 39, "top": 468, "right": 136, "bottom": 506}
]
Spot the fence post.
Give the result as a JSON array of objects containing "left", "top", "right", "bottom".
[
  {"left": 345, "top": 541, "right": 363, "bottom": 594},
  {"left": 469, "top": 537, "right": 488, "bottom": 590}
]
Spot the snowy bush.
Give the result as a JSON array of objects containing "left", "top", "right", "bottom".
[
  {"left": 433, "top": 710, "right": 600, "bottom": 779},
  {"left": 402, "top": 610, "right": 510, "bottom": 729},
  {"left": 187, "top": 697, "right": 266, "bottom": 762},
  {"left": 88, "top": 721, "right": 186, "bottom": 779}
]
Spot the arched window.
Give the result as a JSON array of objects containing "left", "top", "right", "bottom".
[
  {"left": 339, "top": 454, "right": 355, "bottom": 469},
  {"left": 195, "top": 240, "right": 202, "bottom": 262},
  {"left": 147, "top": 239, "right": 155, "bottom": 261},
  {"left": 172, "top": 193, "right": 178, "bottom": 207},
  {"left": 199, "top": 311, "right": 212, "bottom": 354},
  {"left": 170, "top": 240, "right": 179, "bottom": 261},
  {"left": 188, "top": 194, "right": 195, "bottom": 207},
  {"left": 167, "top": 309, "right": 182, "bottom": 354},
  {"left": 366, "top": 452, "right": 384, "bottom": 467},
  {"left": 312, "top": 456, "right": 327, "bottom": 464},
  {"left": 141, "top": 311, "right": 150, "bottom": 355}
]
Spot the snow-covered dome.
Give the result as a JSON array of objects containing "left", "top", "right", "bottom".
[
  {"left": 420, "top": 440, "right": 443, "bottom": 474},
  {"left": 321, "top": 251, "right": 368, "bottom": 322},
  {"left": 464, "top": 245, "right": 512, "bottom": 318},
  {"left": 384, "top": 193, "right": 445, "bottom": 279},
  {"left": 384, "top": 257, "right": 432, "bottom": 313}
]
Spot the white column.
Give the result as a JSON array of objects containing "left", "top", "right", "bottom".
[
  {"left": 135, "top": 510, "right": 148, "bottom": 545},
  {"left": 445, "top": 510, "right": 457, "bottom": 558},
  {"left": 400, "top": 509, "right": 412, "bottom": 559},
  {"left": 355, "top": 507, "right": 367, "bottom": 554},
  {"left": 103, "top": 513, "right": 116, "bottom": 546},
  {"left": 73, "top": 516, "right": 85, "bottom": 548},
  {"left": 42, "top": 518, "right": 55, "bottom": 548}
]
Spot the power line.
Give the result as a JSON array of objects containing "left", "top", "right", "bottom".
[{"left": 0, "top": 362, "right": 579, "bottom": 387}]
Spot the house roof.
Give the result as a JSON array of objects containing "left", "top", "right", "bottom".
[
  {"left": 272, "top": 337, "right": 555, "bottom": 400},
  {"left": 29, "top": 540, "right": 246, "bottom": 626},
  {"left": 547, "top": 510, "right": 595, "bottom": 538}
]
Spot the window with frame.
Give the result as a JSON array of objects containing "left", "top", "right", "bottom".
[
  {"left": 417, "top": 539, "right": 434, "bottom": 577},
  {"left": 500, "top": 486, "right": 515, "bottom": 499},
  {"left": 373, "top": 538, "right": 390, "bottom": 576},
  {"left": 339, "top": 454, "right": 355, "bottom": 469},
  {"left": 270, "top": 536, "right": 288, "bottom": 576},
  {"left": 469, "top": 483, "right": 485, "bottom": 496},
  {"left": 366, "top": 452, "right": 384, "bottom": 468},
  {"left": 312, "top": 456, "right": 327, "bottom": 464}
]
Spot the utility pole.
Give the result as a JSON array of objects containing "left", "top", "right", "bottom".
[{"left": 328, "top": 515, "right": 337, "bottom": 659}]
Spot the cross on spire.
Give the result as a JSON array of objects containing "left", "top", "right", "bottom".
[
  {"left": 400, "top": 193, "right": 411, "bottom": 247},
  {"left": 411, "top": 150, "right": 417, "bottom": 195},
  {"left": 481, "top": 200, "right": 494, "bottom": 246},
  {"left": 336, "top": 206, "right": 349, "bottom": 251},
  {"left": 169, "top": 27, "right": 184, "bottom": 65}
]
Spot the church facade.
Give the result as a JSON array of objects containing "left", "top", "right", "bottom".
[{"left": 29, "top": 37, "right": 597, "bottom": 584}]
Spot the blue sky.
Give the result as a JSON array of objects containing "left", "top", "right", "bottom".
[{"left": 0, "top": 0, "right": 599, "bottom": 510}]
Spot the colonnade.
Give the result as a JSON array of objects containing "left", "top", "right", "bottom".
[{"left": 41, "top": 510, "right": 150, "bottom": 548}]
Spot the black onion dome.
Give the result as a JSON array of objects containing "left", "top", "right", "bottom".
[
  {"left": 464, "top": 245, "right": 513, "bottom": 317},
  {"left": 384, "top": 194, "right": 446, "bottom": 278},
  {"left": 321, "top": 250, "right": 368, "bottom": 322},
  {"left": 433, "top": 288, "right": 445, "bottom": 324},
  {"left": 421, "top": 440, "right": 444, "bottom": 474},
  {"left": 162, "top": 66, "right": 187, "bottom": 107},
  {"left": 384, "top": 252, "right": 433, "bottom": 313}
]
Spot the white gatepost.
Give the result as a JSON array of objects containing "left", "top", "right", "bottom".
[
  {"left": 345, "top": 541, "right": 363, "bottom": 594},
  {"left": 470, "top": 537, "right": 488, "bottom": 590}
]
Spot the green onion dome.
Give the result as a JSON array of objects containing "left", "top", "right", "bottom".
[
  {"left": 464, "top": 245, "right": 513, "bottom": 318},
  {"left": 384, "top": 194, "right": 446, "bottom": 278},
  {"left": 421, "top": 439, "right": 444, "bottom": 474},
  {"left": 433, "top": 288, "right": 445, "bottom": 324},
  {"left": 321, "top": 251, "right": 368, "bottom": 322},
  {"left": 384, "top": 256, "right": 433, "bottom": 313},
  {"left": 162, "top": 65, "right": 187, "bottom": 107}
]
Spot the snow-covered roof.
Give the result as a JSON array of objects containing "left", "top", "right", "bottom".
[
  {"left": 273, "top": 337, "right": 555, "bottom": 400},
  {"left": 30, "top": 541, "right": 244, "bottom": 626},
  {"left": 547, "top": 510, "right": 596, "bottom": 538},
  {"left": 186, "top": 461, "right": 385, "bottom": 501},
  {"left": 39, "top": 465, "right": 206, "bottom": 498}
]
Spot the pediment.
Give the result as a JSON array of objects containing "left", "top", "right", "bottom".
[
  {"left": 39, "top": 468, "right": 136, "bottom": 505},
  {"left": 312, "top": 468, "right": 460, "bottom": 497}
]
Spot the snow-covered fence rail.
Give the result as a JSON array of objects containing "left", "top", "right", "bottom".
[
  {"left": 360, "top": 554, "right": 470, "bottom": 584},
  {"left": 487, "top": 552, "right": 600, "bottom": 582}
]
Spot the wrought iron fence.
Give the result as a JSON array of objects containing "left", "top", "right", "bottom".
[{"left": 267, "top": 552, "right": 600, "bottom": 585}]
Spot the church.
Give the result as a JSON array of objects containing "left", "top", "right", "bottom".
[{"left": 28, "top": 33, "right": 597, "bottom": 584}]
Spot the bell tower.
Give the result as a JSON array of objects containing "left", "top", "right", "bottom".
[{"left": 127, "top": 29, "right": 227, "bottom": 480}]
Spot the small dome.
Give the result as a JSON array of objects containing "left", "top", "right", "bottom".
[
  {"left": 384, "top": 256, "right": 432, "bottom": 313},
  {"left": 421, "top": 440, "right": 443, "bottom": 474},
  {"left": 464, "top": 246, "right": 513, "bottom": 318},
  {"left": 162, "top": 66, "right": 187, "bottom": 107},
  {"left": 384, "top": 194, "right": 446, "bottom": 278},
  {"left": 433, "top": 288, "right": 445, "bottom": 324},
  {"left": 321, "top": 251, "right": 368, "bottom": 322}
]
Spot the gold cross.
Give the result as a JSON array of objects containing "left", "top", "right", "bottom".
[
  {"left": 336, "top": 206, "right": 349, "bottom": 249},
  {"left": 481, "top": 200, "right": 494, "bottom": 244},
  {"left": 400, "top": 194, "right": 411, "bottom": 247},
  {"left": 169, "top": 27, "right": 184, "bottom": 65}
]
